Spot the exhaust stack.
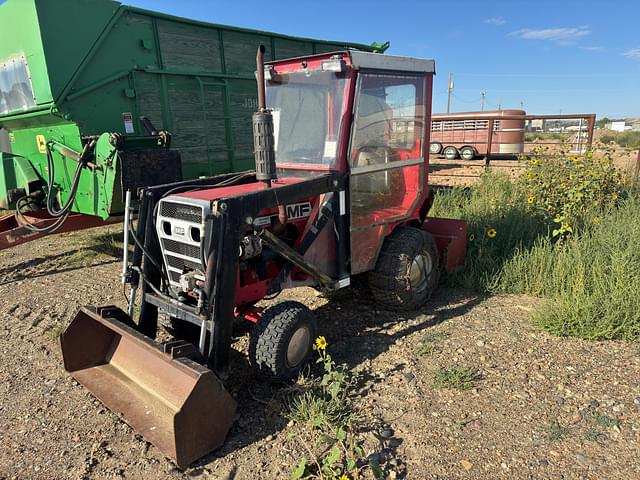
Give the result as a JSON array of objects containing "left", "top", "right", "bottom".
[{"left": 253, "top": 45, "right": 277, "bottom": 186}]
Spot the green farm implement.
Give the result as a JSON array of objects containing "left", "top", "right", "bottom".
[{"left": 0, "top": 0, "right": 372, "bottom": 247}]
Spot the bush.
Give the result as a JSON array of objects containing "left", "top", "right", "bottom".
[
  {"left": 522, "top": 150, "right": 627, "bottom": 238},
  {"left": 432, "top": 153, "right": 640, "bottom": 341},
  {"left": 431, "top": 171, "right": 545, "bottom": 291},
  {"left": 497, "top": 196, "right": 640, "bottom": 340},
  {"left": 600, "top": 134, "right": 615, "bottom": 145},
  {"left": 617, "top": 131, "right": 640, "bottom": 149},
  {"left": 599, "top": 131, "right": 640, "bottom": 149}
]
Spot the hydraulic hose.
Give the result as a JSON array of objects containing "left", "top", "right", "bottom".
[
  {"left": 13, "top": 139, "right": 95, "bottom": 234},
  {"left": 46, "top": 140, "right": 94, "bottom": 217},
  {"left": 15, "top": 195, "right": 70, "bottom": 234}
]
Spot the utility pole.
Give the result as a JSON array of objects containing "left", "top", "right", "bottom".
[
  {"left": 520, "top": 101, "right": 524, "bottom": 110},
  {"left": 446, "top": 73, "right": 453, "bottom": 113},
  {"left": 480, "top": 91, "right": 486, "bottom": 112}
]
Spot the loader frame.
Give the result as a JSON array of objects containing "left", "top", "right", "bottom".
[{"left": 130, "top": 172, "right": 349, "bottom": 378}]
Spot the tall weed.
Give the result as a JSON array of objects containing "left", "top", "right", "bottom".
[{"left": 431, "top": 156, "right": 640, "bottom": 341}]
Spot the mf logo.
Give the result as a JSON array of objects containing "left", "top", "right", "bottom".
[
  {"left": 254, "top": 201, "right": 312, "bottom": 226},
  {"left": 286, "top": 202, "right": 312, "bottom": 220}
]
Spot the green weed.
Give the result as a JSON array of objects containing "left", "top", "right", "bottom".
[
  {"left": 416, "top": 331, "right": 447, "bottom": 356},
  {"left": 286, "top": 337, "right": 367, "bottom": 480},
  {"left": 584, "top": 410, "right": 620, "bottom": 428},
  {"left": 544, "top": 421, "right": 570, "bottom": 442},
  {"left": 433, "top": 366, "right": 481, "bottom": 391},
  {"left": 584, "top": 429, "right": 604, "bottom": 442}
]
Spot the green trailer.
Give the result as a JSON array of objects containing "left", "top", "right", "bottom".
[{"left": 0, "top": 0, "right": 372, "bottom": 222}]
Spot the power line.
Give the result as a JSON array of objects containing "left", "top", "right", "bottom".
[{"left": 455, "top": 73, "right": 640, "bottom": 78}]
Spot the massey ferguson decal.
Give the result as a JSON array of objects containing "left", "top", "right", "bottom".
[{"left": 254, "top": 202, "right": 312, "bottom": 226}]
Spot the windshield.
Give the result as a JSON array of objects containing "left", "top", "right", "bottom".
[{"left": 266, "top": 70, "right": 348, "bottom": 169}]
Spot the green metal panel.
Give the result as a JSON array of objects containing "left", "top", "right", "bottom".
[{"left": 0, "top": 0, "right": 373, "bottom": 218}]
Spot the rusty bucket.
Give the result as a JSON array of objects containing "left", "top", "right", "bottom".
[{"left": 60, "top": 306, "right": 236, "bottom": 469}]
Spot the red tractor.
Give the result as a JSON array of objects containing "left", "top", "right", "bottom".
[{"left": 60, "top": 47, "right": 466, "bottom": 468}]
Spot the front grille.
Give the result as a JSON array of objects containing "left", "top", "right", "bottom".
[
  {"left": 168, "top": 270, "right": 182, "bottom": 283},
  {"left": 160, "top": 201, "right": 203, "bottom": 223},
  {"left": 166, "top": 254, "right": 202, "bottom": 272},
  {"left": 162, "top": 238, "right": 201, "bottom": 259}
]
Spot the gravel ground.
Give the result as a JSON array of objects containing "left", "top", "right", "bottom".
[{"left": 0, "top": 225, "right": 639, "bottom": 479}]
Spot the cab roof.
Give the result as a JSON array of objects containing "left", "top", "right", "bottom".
[
  {"left": 348, "top": 50, "right": 435, "bottom": 74},
  {"left": 267, "top": 50, "right": 436, "bottom": 75}
]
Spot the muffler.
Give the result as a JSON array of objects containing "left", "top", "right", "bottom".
[{"left": 60, "top": 306, "right": 236, "bottom": 469}]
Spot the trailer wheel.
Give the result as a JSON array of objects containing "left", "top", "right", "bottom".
[
  {"left": 429, "top": 142, "right": 443, "bottom": 155},
  {"left": 249, "top": 301, "right": 317, "bottom": 380},
  {"left": 368, "top": 227, "right": 439, "bottom": 311},
  {"left": 443, "top": 146, "right": 459, "bottom": 160},
  {"left": 460, "top": 146, "right": 476, "bottom": 161}
]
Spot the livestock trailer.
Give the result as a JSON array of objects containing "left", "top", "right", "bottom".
[{"left": 429, "top": 109, "right": 526, "bottom": 160}]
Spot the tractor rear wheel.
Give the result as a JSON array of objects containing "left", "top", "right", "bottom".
[
  {"left": 249, "top": 301, "right": 317, "bottom": 380},
  {"left": 368, "top": 227, "right": 439, "bottom": 311}
]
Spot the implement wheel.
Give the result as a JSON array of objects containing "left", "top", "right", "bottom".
[
  {"left": 368, "top": 227, "right": 439, "bottom": 311},
  {"left": 249, "top": 301, "right": 317, "bottom": 380}
]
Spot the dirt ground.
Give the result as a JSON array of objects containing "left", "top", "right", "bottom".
[{"left": 0, "top": 226, "right": 639, "bottom": 480}]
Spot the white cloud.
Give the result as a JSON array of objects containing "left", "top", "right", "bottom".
[
  {"left": 485, "top": 17, "right": 507, "bottom": 26},
  {"left": 510, "top": 26, "right": 591, "bottom": 45},
  {"left": 579, "top": 46, "right": 605, "bottom": 52},
  {"left": 622, "top": 48, "right": 640, "bottom": 61}
]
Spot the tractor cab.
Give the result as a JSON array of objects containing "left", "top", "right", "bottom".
[{"left": 265, "top": 50, "right": 434, "bottom": 272}]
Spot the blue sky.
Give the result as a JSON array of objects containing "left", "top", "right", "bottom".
[
  {"left": 4, "top": 0, "right": 638, "bottom": 117},
  {"left": 122, "top": 0, "right": 639, "bottom": 118}
]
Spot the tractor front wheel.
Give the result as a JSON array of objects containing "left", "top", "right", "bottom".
[
  {"left": 249, "top": 301, "right": 317, "bottom": 380},
  {"left": 368, "top": 227, "right": 439, "bottom": 310}
]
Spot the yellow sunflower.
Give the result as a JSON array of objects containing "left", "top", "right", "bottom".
[
  {"left": 469, "top": 233, "right": 475, "bottom": 242},
  {"left": 338, "top": 475, "right": 350, "bottom": 480},
  {"left": 570, "top": 155, "right": 579, "bottom": 162},
  {"left": 486, "top": 228, "right": 497, "bottom": 238},
  {"left": 530, "top": 158, "right": 538, "bottom": 166},
  {"left": 315, "top": 336, "right": 327, "bottom": 351},
  {"left": 534, "top": 146, "right": 542, "bottom": 154},
  {"left": 527, "top": 196, "right": 534, "bottom": 205}
]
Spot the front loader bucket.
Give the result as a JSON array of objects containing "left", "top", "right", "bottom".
[{"left": 60, "top": 306, "right": 236, "bottom": 469}]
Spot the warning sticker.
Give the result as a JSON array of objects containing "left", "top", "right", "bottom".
[
  {"left": 36, "top": 134, "right": 46, "bottom": 153},
  {"left": 122, "top": 112, "right": 135, "bottom": 134}
]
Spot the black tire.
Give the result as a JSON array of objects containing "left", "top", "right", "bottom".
[
  {"left": 443, "top": 146, "right": 459, "bottom": 160},
  {"left": 249, "top": 301, "right": 317, "bottom": 380},
  {"left": 460, "top": 146, "right": 476, "bottom": 161},
  {"left": 368, "top": 227, "right": 439, "bottom": 311},
  {"left": 429, "top": 142, "right": 443, "bottom": 155}
]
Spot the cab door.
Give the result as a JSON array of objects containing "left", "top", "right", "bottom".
[{"left": 349, "top": 72, "right": 427, "bottom": 274}]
